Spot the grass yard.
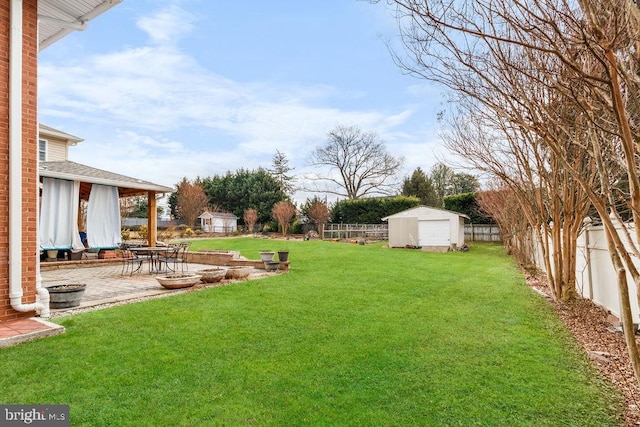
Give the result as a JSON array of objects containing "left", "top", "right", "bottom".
[{"left": 0, "top": 239, "right": 623, "bottom": 426}]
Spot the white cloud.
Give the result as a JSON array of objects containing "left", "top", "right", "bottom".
[
  {"left": 136, "top": 5, "right": 197, "bottom": 45},
  {"left": 38, "top": 3, "right": 441, "bottom": 201}
]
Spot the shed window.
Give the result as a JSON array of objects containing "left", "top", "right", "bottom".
[{"left": 38, "top": 139, "right": 47, "bottom": 162}]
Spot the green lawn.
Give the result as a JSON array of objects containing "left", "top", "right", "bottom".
[{"left": 0, "top": 239, "right": 623, "bottom": 426}]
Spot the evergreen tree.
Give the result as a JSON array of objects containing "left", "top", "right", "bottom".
[
  {"left": 199, "top": 168, "right": 287, "bottom": 224},
  {"left": 268, "top": 149, "right": 296, "bottom": 196},
  {"left": 401, "top": 167, "right": 438, "bottom": 206}
]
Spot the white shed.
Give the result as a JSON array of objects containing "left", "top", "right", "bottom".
[
  {"left": 382, "top": 206, "right": 469, "bottom": 251},
  {"left": 199, "top": 211, "right": 238, "bottom": 233}
]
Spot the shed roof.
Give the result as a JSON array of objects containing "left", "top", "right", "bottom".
[
  {"left": 199, "top": 211, "right": 239, "bottom": 220},
  {"left": 382, "top": 205, "right": 470, "bottom": 221},
  {"left": 40, "top": 161, "right": 174, "bottom": 199}
]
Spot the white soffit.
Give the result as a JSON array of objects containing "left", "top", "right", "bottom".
[{"left": 38, "top": 0, "right": 123, "bottom": 51}]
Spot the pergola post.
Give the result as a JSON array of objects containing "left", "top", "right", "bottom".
[
  {"left": 148, "top": 191, "right": 157, "bottom": 247},
  {"left": 77, "top": 198, "right": 83, "bottom": 233}
]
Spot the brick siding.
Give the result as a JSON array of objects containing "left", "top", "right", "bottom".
[{"left": 0, "top": 0, "right": 39, "bottom": 321}]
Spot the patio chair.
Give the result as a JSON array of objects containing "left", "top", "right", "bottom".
[
  {"left": 175, "top": 242, "right": 191, "bottom": 273},
  {"left": 157, "top": 244, "right": 180, "bottom": 273},
  {"left": 120, "top": 244, "right": 146, "bottom": 276}
]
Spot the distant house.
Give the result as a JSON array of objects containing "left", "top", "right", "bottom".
[
  {"left": 382, "top": 206, "right": 469, "bottom": 251},
  {"left": 199, "top": 211, "right": 238, "bottom": 233}
]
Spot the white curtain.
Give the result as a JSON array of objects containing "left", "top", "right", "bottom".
[
  {"left": 87, "top": 184, "right": 122, "bottom": 249},
  {"left": 39, "top": 177, "right": 84, "bottom": 251}
]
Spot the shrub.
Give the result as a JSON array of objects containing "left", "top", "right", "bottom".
[
  {"left": 443, "top": 192, "right": 492, "bottom": 224},
  {"left": 138, "top": 224, "right": 148, "bottom": 242},
  {"left": 331, "top": 196, "right": 420, "bottom": 223},
  {"left": 290, "top": 220, "right": 303, "bottom": 235}
]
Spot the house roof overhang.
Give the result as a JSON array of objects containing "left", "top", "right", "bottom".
[
  {"left": 40, "top": 161, "right": 174, "bottom": 199},
  {"left": 39, "top": 124, "right": 84, "bottom": 146},
  {"left": 38, "top": 0, "right": 123, "bottom": 51}
]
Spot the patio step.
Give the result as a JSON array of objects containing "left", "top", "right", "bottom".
[{"left": 0, "top": 318, "right": 65, "bottom": 348}]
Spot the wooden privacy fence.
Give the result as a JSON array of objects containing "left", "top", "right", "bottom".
[
  {"left": 323, "top": 224, "right": 388, "bottom": 240},
  {"left": 464, "top": 224, "right": 502, "bottom": 242}
]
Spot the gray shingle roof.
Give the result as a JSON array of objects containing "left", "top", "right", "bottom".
[{"left": 40, "top": 161, "right": 173, "bottom": 195}]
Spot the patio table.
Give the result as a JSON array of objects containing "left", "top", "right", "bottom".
[{"left": 131, "top": 247, "right": 175, "bottom": 274}]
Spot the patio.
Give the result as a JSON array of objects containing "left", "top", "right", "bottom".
[
  {"left": 1, "top": 259, "right": 268, "bottom": 347},
  {"left": 41, "top": 261, "right": 225, "bottom": 313}
]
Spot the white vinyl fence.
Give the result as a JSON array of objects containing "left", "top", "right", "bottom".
[{"left": 531, "top": 220, "right": 640, "bottom": 322}]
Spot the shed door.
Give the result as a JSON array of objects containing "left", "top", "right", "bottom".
[{"left": 418, "top": 220, "right": 450, "bottom": 246}]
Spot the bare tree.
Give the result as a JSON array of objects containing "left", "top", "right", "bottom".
[
  {"left": 119, "top": 196, "right": 136, "bottom": 221},
  {"left": 307, "top": 125, "right": 404, "bottom": 199},
  {"left": 243, "top": 208, "right": 258, "bottom": 234},
  {"left": 476, "top": 184, "right": 532, "bottom": 263},
  {"left": 272, "top": 200, "right": 297, "bottom": 236},
  {"left": 176, "top": 178, "right": 208, "bottom": 227},
  {"left": 386, "top": 0, "right": 640, "bottom": 381},
  {"left": 442, "top": 103, "right": 594, "bottom": 302}
]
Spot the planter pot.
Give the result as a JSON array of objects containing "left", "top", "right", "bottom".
[
  {"left": 156, "top": 274, "right": 202, "bottom": 289},
  {"left": 264, "top": 261, "right": 280, "bottom": 272},
  {"left": 198, "top": 268, "right": 227, "bottom": 283},
  {"left": 225, "top": 266, "right": 252, "bottom": 280},
  {"left": 68, "top": 250, "right": 84, "bottom": 261},
  {"left": 46, "top": 284, "right": 86, "bottom": 309},
  {"left": 45, "top": 249, "right": 59, "bottom": 262},
  {"left": 277, "top": 251, "right": 289, "bottom": 262},
  {"left": 259, "top": 251, "right": 275, "bottom": 262}
]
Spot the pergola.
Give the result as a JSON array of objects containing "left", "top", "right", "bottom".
[
  {"left": 36, "top": 1, "right": 172, "bottom": 248},
  {"left": 39, "top": 161, "right": 173, "bottom": 248}
]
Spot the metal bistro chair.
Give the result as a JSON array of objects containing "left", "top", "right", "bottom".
[
  {"left": 175, "top": 242, "right": 191, "bottom": 273},
  {"left": 121, "top": 244, "right": 147, "bottom": 276},
  {"left": 157, "top": 244, "right": 180, "bottom": 274}
]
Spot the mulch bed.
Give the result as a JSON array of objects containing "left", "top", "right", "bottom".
[{"left": 526, "top": 272, "right": 640, "bottom": 426}]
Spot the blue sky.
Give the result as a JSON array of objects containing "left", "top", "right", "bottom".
[{"left": 38, "top": 0, "right": 446, "bottom": 204}]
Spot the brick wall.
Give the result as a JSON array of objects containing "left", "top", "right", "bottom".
[{"left": 0, "top": 0, "right": 39, "bottom": 322}]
